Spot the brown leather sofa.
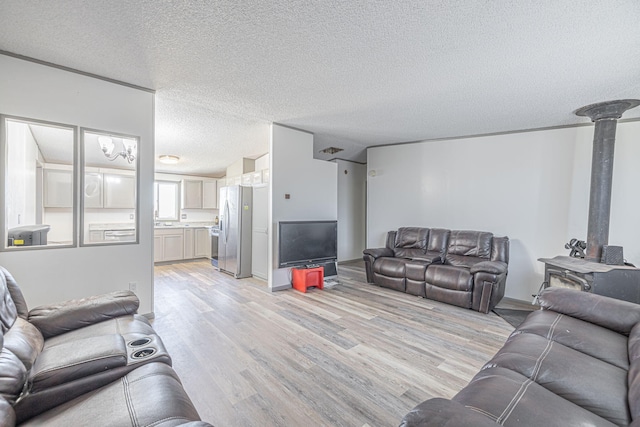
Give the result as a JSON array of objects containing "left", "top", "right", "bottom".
[
  {"left": 363, "top": 227, "right": 509, "bottom": 313},
  {"left": 400, "top": 287, "right": 640, "bottom": 426},
  {"left": 0, "top": 266, "right": 211, "bottom": 426}
]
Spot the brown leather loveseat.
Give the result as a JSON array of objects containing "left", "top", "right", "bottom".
[
  {"left": 363, "top": 227, "right": 509, "bottom": 313},
  {"left": 0, "top": 266, "right": 211, "bottom": 426},
  {"left": 400, "top": 287, "right": 640, "bottom": 426}
]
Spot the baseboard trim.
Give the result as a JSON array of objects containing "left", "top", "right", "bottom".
[{"left": 270, "top": 283, "right": 291, "bottom": 292}]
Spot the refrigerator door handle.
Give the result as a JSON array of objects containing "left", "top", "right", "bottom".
[{"left": 225, "top": 201, "right": 231, "bottom": 243}]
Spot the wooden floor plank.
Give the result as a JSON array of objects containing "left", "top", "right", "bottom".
[{"left": 152, "top": 260, "right": 515, "bottom": 426}]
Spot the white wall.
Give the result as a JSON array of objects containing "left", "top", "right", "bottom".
[
  {"left": 335, "top": 160, "right": 366, "bottom": 261},
  {"left": 0, "top": 54, "right": 155, "bottom": 313},
  {"left": 269, "top": 124, "right": 337, "bottom": 290},
  {"left": 367, "top": 121, "right": 640, "bottom": 301}
]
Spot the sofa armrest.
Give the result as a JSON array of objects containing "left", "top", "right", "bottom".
[
  {"left": 28, "top": 290, "right": 139, "bottom": 339},
  {"left": 400, "top": 398, "right": 498, "bottom": 427},
  {"left": 538, "top": 287, "right": 640, "bottom": 335},
  {"left": 470, "top": 261, "right": 507, "bottom": 275},
  {"left": 363, "top": 247, "right": 394, "bottom": 259}
]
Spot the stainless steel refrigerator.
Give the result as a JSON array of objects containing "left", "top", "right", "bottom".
[{"left": 218, "top": 185, "right": 253, "bottom": 278}]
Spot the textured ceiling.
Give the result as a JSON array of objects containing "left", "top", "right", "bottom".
[{"left": 1, "top": 1, "right": 639, "bottom": 176}]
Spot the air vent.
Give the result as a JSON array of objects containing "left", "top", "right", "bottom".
[{"left": 320, "top": 147, "right": 344, "bottom": 154}]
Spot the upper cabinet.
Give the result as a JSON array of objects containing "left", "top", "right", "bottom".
[
  {"left": 43, "top": 169, "right": 73, "bottom": 208},
  {"left": 103, "top": 173, "right": 136, "bottom": 209},
  {"left": 181, "top": 178, "right": 218, "bottom": 209},
  {"left": 181, "top": 179, "right": 203, "bottom": 209},
  {"left": 84, "top": 172, "right": 103, "bottom": 208},
  {"left": 43, "top": 169, "right": 135, "bottom": 210},
  {"left": 202, "top": 179, "right": 218, "bottom": 209}
]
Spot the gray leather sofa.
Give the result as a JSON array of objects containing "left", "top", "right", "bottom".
[
  {"left": 400, "top": 287, "right": 640, "bottom": 426},
  {"left": 363, "top": 227, "right": 509, "bottom": 313},
  {"left": 0, "top": 266, "right": 211, "bottom": 427}
]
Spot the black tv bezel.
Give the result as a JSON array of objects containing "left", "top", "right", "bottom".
[{"left": 278, "top": 220, "right": 337, "bottom": 268}]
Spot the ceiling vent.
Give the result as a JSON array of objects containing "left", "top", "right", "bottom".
[{"left": 320, "top": 147, "right": 344, "bottom": 155}]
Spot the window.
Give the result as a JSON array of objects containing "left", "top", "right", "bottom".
[
  {"left": 1, "top": 116, "right": 76, "bottom": 250},
  {"left": 1, "top": 118, "right": 141, "bottom": 248},
  {"left": 81, "top": 129, "right": 139, "bottom": 245},
  {"left": 154, "top": 181, "right": 180, "bottom": 221}
]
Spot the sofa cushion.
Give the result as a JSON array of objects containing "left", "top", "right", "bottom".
[
  {"left": 373, "top": 257, "right": 408, "bottom": 278},
  {"left": 29, "top": 334, "right": 128, "bottom": 393},
  {"left": 0, "top": 344, "right": 27, "bottom": 404},
  {"left": 0, "top": 266, "right": 28, "bottom": 320},
  {"left": 426, "top": 228, "right": 450, "bottom": 255},
  {"left": 425, "top": 265, "right": 473, "bottom": 292},
  {"left": 393, "top": 227, "right": 428, "bottom": 258},
  {"left": 2, "top": 317, "right": 43, "bottom": 375},
  {"left": 19, "top": 362, "right": 203, "bottom": 427},
  {"left": 0, "top": 273, "right": 18, "bottom": 334},
  {"left": 515, "top": 309, "right": 629, "bottom": 370},
  {"left": 453, "top": 366, "right": 617, "bottom": 427},
  {"left": 0, "top": 396, "right": 15, "bottom": 427},
  {"left": 485, "top": 332, "right": 630, "bottom": 426},
  {"left": 628, "top": 322, "right": 640, "bottom": 420},
  {"left": 448, "top": 230, "right": 493, "bottom": 258},
  {"left": 406, "top": 260, "right": 430, "bottom": 281},
  {"left": 405, "top": 261, "right": 429, "bottom": 297}
]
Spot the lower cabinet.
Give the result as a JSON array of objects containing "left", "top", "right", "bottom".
[
  {"left": 154, "top": 229, "right": 185, "bottom": 262},
  {"left": 184, "top": 229, "right": 194, "bottom": 259},
  {"left": 194, "top": 228, "right": 211, "bottom": 258},
  {"left": 155, "top": 227, "right": 211, "bottom": 263}
]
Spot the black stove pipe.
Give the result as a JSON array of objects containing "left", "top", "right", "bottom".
[{"left": 575, "top": 99, "right": 640, "bottom": 262}]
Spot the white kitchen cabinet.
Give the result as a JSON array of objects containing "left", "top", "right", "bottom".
[
  {"left": 154, "top": 235, "right": 163, "bottom": 262},
  {"left": 163, "top": 234, "right": 184, "bottom": 261},
  {"left": 84, "top": 173, "right": 103, "bottom": 208},
  {"left": 251, "top": 185, "right": 268, "bottom": 280},
  {"left": 154, "top": 227, "right": 210, "bottom": 262},
  {"left": 202, "top": 180, "right": 217, "bottom": 209},
  {"left": 216, "top": 178, "right": 227, "bottom": 209},
  {"left": 155, "top": 228, "right": 184, "bottom": 262},
  {"left": 241, "top": 173, "right": 252, "bottom": 186},
  {"left": 183, "top": 228, "right": 194, "bottom": 259},
  {"left": 44, "top": 169, "right": 73, "bottom": 208},
  {"left": 103, "top": 173, "right": 136, "bottom": 208},
  {"left": 194, "top": 228, "right": 211, "bottom": 258},
  {"left": 181, "top": 179, "right": 203, "bottom": 209},
  {"left": 89, "top": 230, "right": 104, "bottom": 242}
]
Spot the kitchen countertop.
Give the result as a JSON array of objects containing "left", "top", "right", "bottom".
[{"left": 154, "top": 222, "right": 216, "bottom": 229}]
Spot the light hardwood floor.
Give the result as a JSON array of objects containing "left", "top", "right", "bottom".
[{"left": 152, "top": 260, "right": 515, "bottom": 427}]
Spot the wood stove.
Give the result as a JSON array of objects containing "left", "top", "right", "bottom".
[
  {"left": 539, "top": 255, "right": 640, "bottom": 303},
  {"left": 538, "top": 99, "right": 640, "bottom": 304}
]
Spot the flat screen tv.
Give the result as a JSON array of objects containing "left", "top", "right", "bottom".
[{"left": 278, "top": 220, "right": 337, "bottom": 268}]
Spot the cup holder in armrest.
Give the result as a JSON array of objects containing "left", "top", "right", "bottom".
[
  {"left": 128, "top": 337, "right": 152, "bottom": 347},
  {"left": 131, "top": 348, "right": 157, "bottom": 359},
  {"left": 123, "top": 333, "right": 171, "bottom": 365}
]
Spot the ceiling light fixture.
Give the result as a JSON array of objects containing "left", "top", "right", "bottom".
[
  {"left": 320, "top": 146, "right": 344, "bottom": 155},
  {"left": 158, "top": 155, "right": 180, "bottom": 165},
  {"left": 98, "top": 136, "right": 137, "bottom": 164}
]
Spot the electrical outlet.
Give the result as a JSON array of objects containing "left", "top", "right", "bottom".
[
  {"left": 129, "top": 282, "right": 137, "bottom": 292},
  {"left": 181, "top": 213, "right": 187, "bottom": 219},
  {"left": 129, "top": 214, "right": 134, "bottom": 220}
]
